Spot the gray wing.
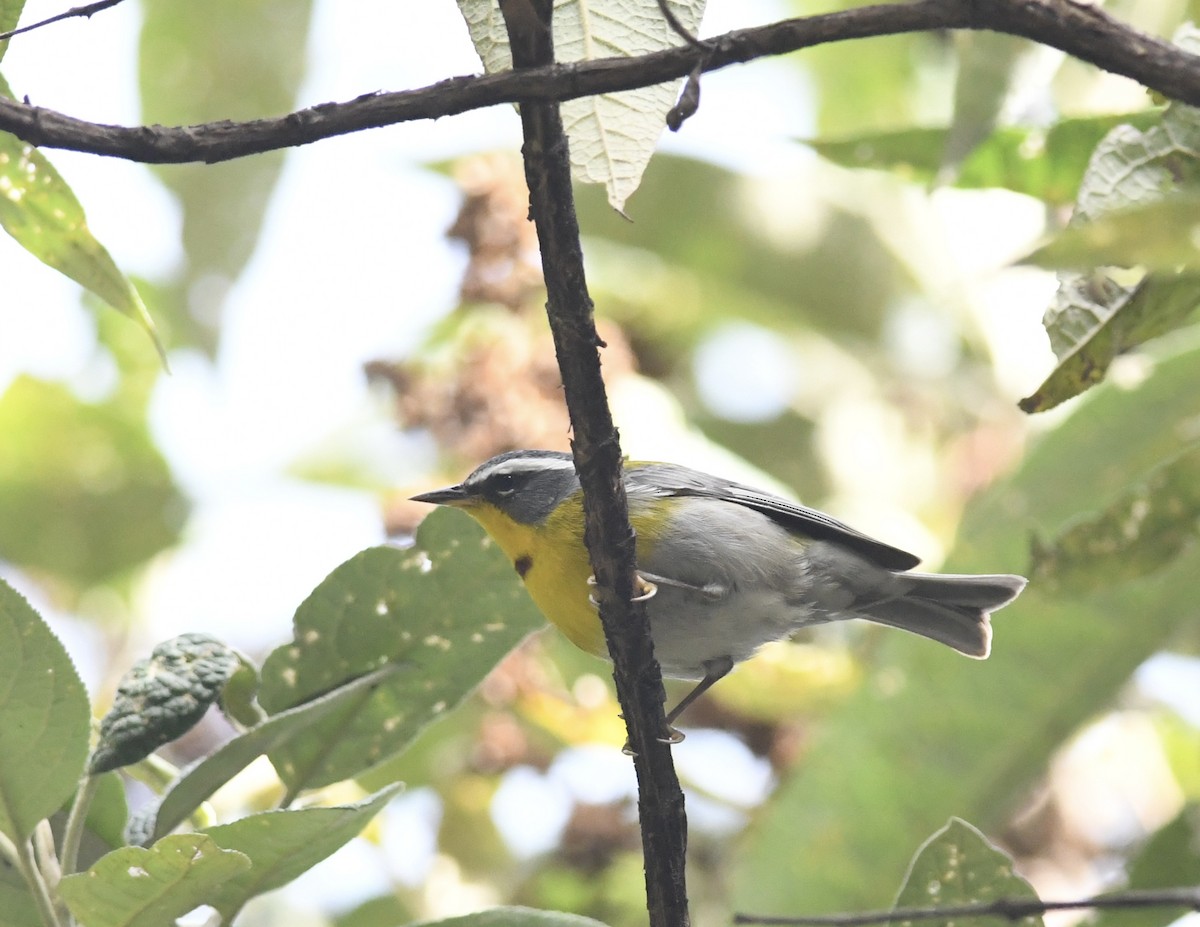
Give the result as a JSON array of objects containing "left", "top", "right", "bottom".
[{"left": 635, "top": 463, "right": 921, "bottom": 572}]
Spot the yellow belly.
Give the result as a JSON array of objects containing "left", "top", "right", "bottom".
[{"left": 465, "top": 497, "right": 609, "bottom": 659}]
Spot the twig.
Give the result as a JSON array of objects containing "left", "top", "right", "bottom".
[
  {"left": 656, "top": 0, "right": 705, "bottom": 50},
  {"left": 499, "top": 1, "right": 690, "bottom": 925},
  {"left": 0, "top": 0, "right": 1198, "bottom": 163},
  {"left": 0, "top": 0, "right": 127, "bottom": 42},
  {"left": 734, "top": 887, "right": 1200, "bottom": 926}
]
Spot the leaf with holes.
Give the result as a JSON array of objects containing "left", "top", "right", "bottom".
[
  {"left": 0, "top": 579, "right": 89, "bottom": 843},
  {"left": 1021, "top": 54, "right": 1200, "bottom": 413},
  {"left": 259, "top": 508, "right": 544, "bottom": 793},
  {"left": 456, "top": 0, "right": 706, "bottom": 211},
  {"left": 58, "top": 834, "right": 250, "bottom": 927},
  {"left": 200, "top": 785, "right": 402, "bottom": 922},
  {"left": 0, "top": 78, "right": 163, "bottom": 359},
  {"left": 134, "top": 666, "right": 397, "bottom": 845},
  {"left": 893, "top": 819, "right": 1043, "bottom": 927},
  {"left": 1030, "top": 445, "right": 1200, "bottom": 594}
]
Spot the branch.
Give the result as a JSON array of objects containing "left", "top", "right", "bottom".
[
  {"left": 499, "top": 1, "right": 689, "bottom": 925},
  {"left": 0, "top": 0, "right": 127, "bottom": 42},
  {"left": 735, "top": 887, "right": 1200, "bottom": 926},
  {"left": 1, "top": 0, "right": 1199, "bottom": 164}
]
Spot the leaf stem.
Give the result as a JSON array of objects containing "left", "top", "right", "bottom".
[
  {"left": 13, "top": 835, "right": 64, "bottom": 927},
  {"left": 60, "top": 774, "right": 99, "bottom": 876}
]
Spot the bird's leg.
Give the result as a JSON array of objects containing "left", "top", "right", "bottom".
[
  {"left": 619, "top": 656, "right": 735, "bottom": 755},
  {"left": 664, "top": 656, "right": 734, "bottom": 729}
]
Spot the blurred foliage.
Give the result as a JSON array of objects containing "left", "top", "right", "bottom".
[
  {"left": 809, "top": 111, "right": 1161, "bottom": 206},
  {"left": 139, "top": 0, "right": 313, "bottom": 353},
  {"left": 733, "top": 337, "right": 1200, "bottom": 915},
  {"left": 2, "top": 0, "right": 1200, "bottom": 925},
  {"left": 1091, "top": 805, "right": 1200, "bottom": 927},
  {"left": 0, "top": 374, "right": 185, "bottom": 595}
]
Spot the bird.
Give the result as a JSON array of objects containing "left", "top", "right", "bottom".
[{"left": 411, "top": 449, "right": 1026, "bottom": 734}]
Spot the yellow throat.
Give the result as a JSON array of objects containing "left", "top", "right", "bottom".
[{"left": 462, "top": 493, "right": 608, "bottom": 659}]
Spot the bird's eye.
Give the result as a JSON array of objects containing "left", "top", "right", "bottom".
[{"left": 490, "top": 473, "right": 518, "bottom": 497}]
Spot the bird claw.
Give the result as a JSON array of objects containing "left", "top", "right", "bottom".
[
  {"left": 633, "top": 575, "right": 658, "bottom": 602},
  {"left": 621, "top": 724, "right": 685, "bottom": 757},
  {"left": 586, "top": 573, "right": 658, "bottom": 607}
]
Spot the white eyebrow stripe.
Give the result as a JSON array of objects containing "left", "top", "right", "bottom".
[{"left": 470, "top": 454, "right": 576, "bottom": 483}]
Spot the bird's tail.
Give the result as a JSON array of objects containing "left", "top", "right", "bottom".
[{"left": 862, "top": 573, "right": 1027, "bottom": 658}]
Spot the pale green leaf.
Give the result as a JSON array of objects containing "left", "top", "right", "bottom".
[
  {"left": 0, "top": 77, "right": 163, "bottom": 359},
  {"left": 809, "top": 112, "right": 1160, "bottom": 205},
  {"left": 1022, "top": 99, "right": 1200, "bottom": 412},
  {"left": 0, "top": 579, "right": 89, "bottom": 843},
  {"left": 456, "top": 0, "right": 705, "bottom": 211},
  {"left": 139, "top": 0, "right": 312, "bottom": 350},
  {"left": 0, "top": 0, "right": 24, "bottom": 62},
  {"left": 58, "top": 834, "right": 250, "bottom": 927},
  {"left": 893, "top": 819, "right": 1042, "bottom": 927},
  {"left": 1025, "top": 196, "right": 1200, "bottom": 270},
  {"left": 200, "top": 785, "right": 402, "bottom": 922},
  {"left": 137, "top": 666, "right": 398, "bottom": 845},
  {"left": 0, "top": 375, "right": 187, "bottom": 590},
  {"left": 940, "top": 33, "right": 1033, "bottom": 180},
  {"left": 1031, "top": 445, "right": 1200, "bottom": 593},
  {"left": 259, "top": 509, "right": 545, "bottom": 793},
  {"left": 1019, "top": 273, "right": 1200, "bottom": 413}
]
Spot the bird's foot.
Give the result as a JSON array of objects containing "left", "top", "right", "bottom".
[{"left": 586, "top": 573, "right": 658, "bottom": 608}]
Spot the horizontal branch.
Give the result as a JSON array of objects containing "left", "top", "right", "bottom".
[
  {"left": 0, "top": 0, "right": 1197, "bottom": 165},
  {"left": 735, "top": 886, "right": 1200, "bottom": 926}
]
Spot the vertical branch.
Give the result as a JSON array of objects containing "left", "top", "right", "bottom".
[{"left": 498, "top": 1, "right": 690, "bottom": 925}]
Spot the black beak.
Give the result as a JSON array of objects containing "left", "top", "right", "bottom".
[{"left": 410, "top": 484, "right": 469, "bottom": 506}]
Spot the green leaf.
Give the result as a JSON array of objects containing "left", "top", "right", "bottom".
[
  {"left": 1024, "top": 196, "right": 1200, "bottom": 270},
  {"left": 940, "top": 33, "right": 1032, "bottom": 179},
  {"left": 200, "top": 784, "right": 402, "bottom": 922},
  {"left": 456, "top": 0, "right": 705, "bottom": 211},
  {"left": 893, "top": 819, "right": 1042, "bottom": 927},
  {"left": 259, "top": 510, "right": 545, "bottom": 793},
  {"left": 217, "top": 652, "right": 265, "bottom": 729},
  {"left": 139, "top": 0, "right": 312, "bottom": 351},
  {"left": 0, "top": 77, "right": 164, "bottom": 359},
  {"left": 58, "top": 833, "right": 251, "bottom": 927},
  {"left": 1031, "top": 445, "right": 1200, "bottom": 593},
  {"left": 1022, "top": 101, "right": 1200, "bottom": 412},
  {"left": 732, "top": 336, "right": 1200, "bottom": 916},
  {"left": 411, "top": 908, "right": 613, "bottom": 927},
  {"left": 810, "top": 112, "right": 1161, "bottom": 205},
  {"left": 90, "top": 633, "right": 242, "bottom": 774},
  {"left": 0, "top": 0, "right": 24, "bottom": 62},
  {"left": 0, "top": 375, "right": 187, "bottom": 591},
  {"left": 1092, "top": 806, "right": 1200, "bottom": 927},
  {"left": 0, "top": 579, "right": 89, "bottom": 843},
  {"left": 136, "top": 666, "right": 398, "bottom": 845},
  {"left": 1019, "top": 273, "right": 1200, "bottom": 413}
]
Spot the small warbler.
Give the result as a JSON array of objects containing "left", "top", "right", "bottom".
[{"left": 412, "top": 450, "right": 1026, "bottom": 729}]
